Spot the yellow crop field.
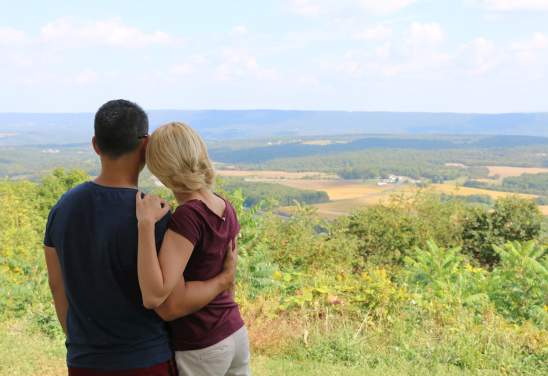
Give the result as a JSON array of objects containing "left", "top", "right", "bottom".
[
  {"left": 487, "top": 166, "right": 548, "bottom": 178},
  {"left": 272, "top": 179, "right": 536, "bottom": 202},
  {"left": 279, "top": 181, "right": 539, "bottom": 218},
  {"left": 428, "top": 183, "right": 537, "bottom": 200},
  {"left": 254, "top": 179, "right": 394, "bottom": 200},
  {"left": 221, "top": 170, "right": 543, "bottom": 218}
]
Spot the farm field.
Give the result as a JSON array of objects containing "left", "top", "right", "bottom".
[
  {"left": 256, "top": 176, "right": 541, "bottom": 218},
  {"left": 253, "top": 178, "right": 396, "bottom": 200},
  {"left": 487, "top": 165, "right": 548, "bottom": 179}
]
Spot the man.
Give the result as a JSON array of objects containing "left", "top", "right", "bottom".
[{"left": 44, "top": 99, "right": 235, "bottom": 375}]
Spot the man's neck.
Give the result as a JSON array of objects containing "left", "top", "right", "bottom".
[{"left": 94, "top": 155, "right": 141, "bottom": 189}]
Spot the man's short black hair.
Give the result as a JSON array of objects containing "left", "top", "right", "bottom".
[{"left": 94, "top": 99, "right": 149, "bottom": 158}]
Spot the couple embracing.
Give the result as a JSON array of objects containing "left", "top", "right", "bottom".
[{"left": 44, "top": 100, "right": 250, "bottom": 376}]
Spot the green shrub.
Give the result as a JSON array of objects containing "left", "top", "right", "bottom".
[
  {"left": 344, "top": 194, "right": 463, "bottom": 264},
  {"left": 488, "top": 241, "right": 547, "bottom": 326},
  {"left": 462, "top": 197, "right": 543, "bottom": 266},
  {"left": 404, "top": 241, "right": 488, "bottom": 310}
]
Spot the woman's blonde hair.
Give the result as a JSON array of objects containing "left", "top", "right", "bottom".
[{"left": 146, "top": 122, "right": 215, "bottom": 194}]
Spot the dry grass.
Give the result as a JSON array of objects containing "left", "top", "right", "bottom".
[
  {"left": 258, "top": 179, "right": 394, "bottom": 200},
  {"left": 0, "top": 320, "right": 65, "bottom": 376},
  {"left": 270, "top": 177, "right": 541, "bottom": 218},
  {"left": 429, "top": 183, "right": 537, "bottom": 199},
  {"left": 261, "top": 177, "right": 536, "bottom": 202},
  {"left": 487, "top": 166, "right": 548, "bottom": 179},
  {"left": 278, "top": 181, "right": 539, "bottom": 218},
  {"left": 240, "top": 296, "right": 305, "bottom": 355},
  {"left": 220, "top": 169, "right": 544, "bottom": 218}
]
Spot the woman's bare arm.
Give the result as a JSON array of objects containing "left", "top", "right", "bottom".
[{"left": 136, "top": 192, "right": 192, "bottom": 308}]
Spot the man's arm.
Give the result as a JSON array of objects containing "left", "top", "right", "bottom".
[
  {"left": 155, "top": 240, "right": 237, "bottom": 322},
  {"left": 44, "top": 246, "right": 68, "bottom": 335}
]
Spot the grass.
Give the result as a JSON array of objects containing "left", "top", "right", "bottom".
[
  {"left": 4, "top": 318, "right": 535, "bottom": 376},
  {"left": 0, "top": 319, "right": 369, "bottom": 376},
  {"left": 0, "top": 320, "right": 66, "bottom": 376},
  {"left": 251, "top": 356, "right": 476, "bottom": 376}
]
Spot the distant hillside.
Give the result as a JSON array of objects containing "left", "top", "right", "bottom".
[
  {"left": 1, "top": 110, "right": 548, "bottom": 145},
  {"left": 210, "top": 135, "right": 548, "bottom": 164}
]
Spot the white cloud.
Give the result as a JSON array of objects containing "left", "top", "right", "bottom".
[
  {"left": 511, "top": 32, "right": 548, "bottom": 67},
  {"left": 461, "top": 37, "right": 500, "bottom": 74},
  {"left": 288, "top": 0, "right": 324, "bottom": 16},
  {"left": 232, "top": 25, "right": 248, "bottom": 35},
  {"left": 170, "top": 63, "right": 195, "bottom": 76},
  {"left": 288, "top": 0, "right": 415, "bottom": 17},
  {"left": 216, "top": 49, "right": 279, "bottom": 81},
  {"left": 354, "top": 25, "right": 392, "bottom": 41},
  {"left": 0, "top": 27, "right": 27, "bottom": 45},
  {"left": 73, "top": 69, "right": 98, "bottom": 85},
  {"left": 406, "top": 22, "right": 445, "bottom": 48},
  {"left": 375, "top": 42, "right": 392, "bottom": 59},
  {"left": 363, "top": 23, "right": 449, "bottom": 77},
  {"left": 297, "top": 74, "right": 321, "bottom": 87},
  {"left": 335, "top": 51, "right": 365, "bottom": 77},
  {"left": 454, "top": 32, "right": 548, "bottom": 79},
  {"left": 512, "top": 32, "right": 548, "bottom": 50},
  {"left": 168, "top": 55, "right": 207, "bottom": 77},
  {"left": 40, "top": 18, "right": 174, "bottom": 48},
  {"left": 358, "top": 0, "right": 416, "bottom": 13},
  {"left": 475, "top": 0, "right": 548, "bottom": 11}
]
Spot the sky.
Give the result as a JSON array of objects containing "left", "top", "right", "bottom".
[{"left": 0, "top": 0, "right": 547, "bottom": 113}]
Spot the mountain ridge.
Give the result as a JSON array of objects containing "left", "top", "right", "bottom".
[{"left": 1, "top": 110, "right": 547, "bottom": 145}]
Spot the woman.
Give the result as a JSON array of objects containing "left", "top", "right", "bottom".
[{"left": 135, "top": 122, "right": 250, "bottom": 376}]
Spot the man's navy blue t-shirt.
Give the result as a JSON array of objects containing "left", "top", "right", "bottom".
[{"left": 44, "top": 181, "right": 172, "bottom": 370}]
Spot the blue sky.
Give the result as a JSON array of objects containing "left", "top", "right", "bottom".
[{"left": 0, "top": 0, "right": 547, "bottom": 113}]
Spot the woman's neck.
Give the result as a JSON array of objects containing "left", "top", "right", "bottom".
[{"left": 174, "top": 189, "right": 212, "bottom": 205}]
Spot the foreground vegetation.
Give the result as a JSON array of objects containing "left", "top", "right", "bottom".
[{"left": 1, "top": 169, "right": 547, "bottom": 375}]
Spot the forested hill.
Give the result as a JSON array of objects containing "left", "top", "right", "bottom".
[
  {"left": 1, "top": 110, "right": 548, "bottom": 145},
  {"left": 210, "top": 135, "right": 548, "bottom": 164}
]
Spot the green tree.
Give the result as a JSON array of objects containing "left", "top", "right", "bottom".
[
  {"left": 37, "top": 168, "right": 89, "bottom": 217},
  {"left": 462, "top": 197, "right": 543, "bottom": 266}
]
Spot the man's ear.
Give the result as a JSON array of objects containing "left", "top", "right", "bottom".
[
  {"left": 139, "top": 137, "right": 149, "bottom": 165},
  {"left": 92, "top": 136, "right": 101, "bottom": 156},
  {"left": 140, "top": 137, "right": 149, "bottom": 155}
]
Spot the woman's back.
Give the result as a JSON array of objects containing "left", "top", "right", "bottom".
[{"left": 167, "top": 196, "right": 244, "bottom": 351}]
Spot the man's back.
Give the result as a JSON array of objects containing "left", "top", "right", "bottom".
[{"left": 45, "top": 181, "right": 171, "bottom": 370}]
